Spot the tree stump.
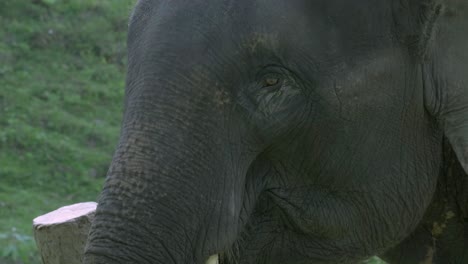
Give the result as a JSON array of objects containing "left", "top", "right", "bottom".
[
  {"left": 33, "top": 202, "right": 97, "bottom": 264},
  {"left": 33, "top": 202, "right": 220, "bottom": 264}
]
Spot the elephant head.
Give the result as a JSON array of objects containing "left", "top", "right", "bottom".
[{"left": 84, "top": 0, "right": 468, "bottom": 263}]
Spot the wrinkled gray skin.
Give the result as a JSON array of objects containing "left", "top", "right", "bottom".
[{"left": 84, "top": 0, "right": 468, "bottom": 263}]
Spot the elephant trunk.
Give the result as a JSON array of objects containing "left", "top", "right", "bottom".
[
  {"left": 84, "top": 86, "right": 251, "bottom": 263},
  {"left": 83, "top": 4, "right": 257, "bottom": 262}
]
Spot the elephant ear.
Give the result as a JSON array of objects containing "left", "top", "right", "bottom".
[{"left": 421, "top": 0, "right": 468, "bottom": 173}]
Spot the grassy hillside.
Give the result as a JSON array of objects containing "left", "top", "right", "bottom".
[
  {"left": 0, "top": 1, "right": 386, "bottom": 263},
  {"left": 0, "top": 0, "right": 134, "bottom": 262}
]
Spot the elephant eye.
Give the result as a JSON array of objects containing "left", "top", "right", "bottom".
[{"left": 262, "top": 77, "right": 281, "bottom": 88}]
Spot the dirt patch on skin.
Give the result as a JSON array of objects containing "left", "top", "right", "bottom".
[
  {"left": 421, "top": 210, "right": 456, "bottom": 264},
  {"left": 214, "top": 89, "right": 231, "bottom": 107},
  {"left": 431, "top": 210, "right": 456, "bottom": 236},
  {"left": 419, "top": 246, "right": 434, "bottom": 264},
  {"left": 244, "top": 32, "right": 279, "bottom": 53}
]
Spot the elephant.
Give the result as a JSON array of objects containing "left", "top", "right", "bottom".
[{"left": 83, "top": 0, "right": 468, "bottom": 263}]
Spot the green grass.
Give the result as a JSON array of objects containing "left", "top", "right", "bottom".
[
  {"left": 0, "top": 0, "right": 134, "bottom": 262},
  {"left": 0, "top": 1, "right": 388, "bottom": 263}
]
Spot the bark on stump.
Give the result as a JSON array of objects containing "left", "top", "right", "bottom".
[{"left": 33, "top": 202, "right": 97, "bottom": 264}]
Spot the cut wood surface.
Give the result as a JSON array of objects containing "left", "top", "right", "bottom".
[{"left": 33, "top": 202, "right": 97, "bottom": 264}]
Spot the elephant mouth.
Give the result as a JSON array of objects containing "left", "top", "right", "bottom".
[{"left": 265, "top": 187, "right": 350, "bottom": 240}]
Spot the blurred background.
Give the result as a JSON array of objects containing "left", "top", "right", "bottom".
[
  {"left": 0, "top": 0, "right": 134, "bottom": 262},
  {"left": 0, "top": 1, "right": 386, "bottom": 263}
]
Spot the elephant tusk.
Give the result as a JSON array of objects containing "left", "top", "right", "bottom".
[{"left": 206, "top": 254, "right": 219, "bottom": 264}]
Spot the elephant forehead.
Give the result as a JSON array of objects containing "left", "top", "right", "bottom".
[{"left": 138, "top": 0, "right": 393, "bottom": 45}]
